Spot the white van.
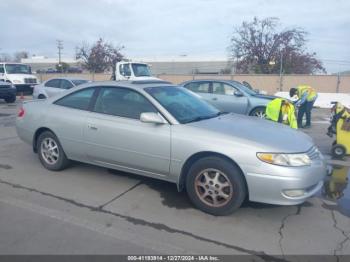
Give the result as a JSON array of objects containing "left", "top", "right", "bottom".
[{"left": 0, "top": 63, "right": 39, "bottom": 94}]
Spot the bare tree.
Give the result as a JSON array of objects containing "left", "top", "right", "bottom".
[
  {"left": 229, "top": 17, "right": 326, "bottom": 74},
  {"left": 14, "top": 51, "right": 29, "bottom": 62},
  {"left": 76, "top": 38, "right": 124, "bottom": 75}
]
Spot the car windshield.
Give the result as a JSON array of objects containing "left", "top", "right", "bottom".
[
  {"left": 230, "top": 81, "right": 257, "bottom": 95},
  {"left": 5, "top": 64, "right": 31, "bottom": 74},
  {"left": 145, "top": 86, "right": 220, "bottom": 124},
  {"left": 132, "top": 63, "right": 152, "bottom": 77},
  {"left": 71, "top": 80, "right": 89, "bottom": 86}
]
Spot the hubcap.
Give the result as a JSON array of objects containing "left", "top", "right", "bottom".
[
  {"left": 254, "top": 110, "right": 266, "bottom": 118},
  {"left": 41, "top": 138, "right": 59, "bottom": 165},
  {"left": 194, "top": 168, "right": 233, "bottom": 207},
  {"left": 335, "top": 147, "right": 344, "bottom": 155}
]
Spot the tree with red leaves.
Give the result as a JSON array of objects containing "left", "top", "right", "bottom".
[{"left": 229, "top": 17, "right": 326, "bottom": 74}]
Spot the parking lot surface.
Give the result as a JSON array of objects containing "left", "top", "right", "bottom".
[{"left": 0, "top": 98, "right": 349, "bottom": 258}]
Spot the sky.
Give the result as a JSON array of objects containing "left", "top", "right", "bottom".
[{"left": 0, "top": 0, "right": 349, "bottom": 73}]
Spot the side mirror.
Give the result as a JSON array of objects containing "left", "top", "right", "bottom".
[
  {"left": 234, "top": 90, "right": 244, "bottom": 97},
  {"left": 140, "top": 112, "right": 167, "bottom": 124}
]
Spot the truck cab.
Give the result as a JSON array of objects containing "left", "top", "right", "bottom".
[
  {"left": 115, "top": 61, "right": 161, "bottom": 81},
  {"left": 0, "top": 63, "right": 39, "bottom": 95}
]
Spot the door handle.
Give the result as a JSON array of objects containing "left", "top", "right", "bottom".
[
  {"left": 87, "top": 124, "right": 98, "bottom": 131},
  {"left": 212, "top": 97, "right": 218, "bottom": 101}
]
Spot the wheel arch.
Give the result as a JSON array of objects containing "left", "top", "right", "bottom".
[
  {"left": 249, "top": 105, "right": 266, "bottom": 116},
  {"left": 178, "top": 151, "right": 249, "bottom": 196},
  {"left": 33, "top": 127, "right": 55, "bottom": 153}
]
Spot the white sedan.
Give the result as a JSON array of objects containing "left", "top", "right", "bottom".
[{"left": 33, "top": 77, "right": 90, "bottom": 99}]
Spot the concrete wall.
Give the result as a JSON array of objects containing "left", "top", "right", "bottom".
[{"left": 35, "top": 73, "right": 350, "bottom": 95}]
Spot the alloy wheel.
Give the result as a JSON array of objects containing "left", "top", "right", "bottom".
[
  {"left": 41, "top": 137, "right": 59, "bottom": 165},
  {"left": 194, "top": 168, "right": 233, "bottom": 207}
]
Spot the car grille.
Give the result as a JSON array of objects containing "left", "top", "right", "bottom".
[
  {"left": 0, "top": 83, "right": 10, "bottom": 88},
  {"left": 306, "top": 146, "right": 321, "bottom": 160},
  {"left": 24, "top": 78, "right": 37, "bottom": 84}
]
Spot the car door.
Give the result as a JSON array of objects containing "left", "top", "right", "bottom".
[
  {"left": 45, "top": 79, "right": 62, "bottom": 97},
  {"left": 183, "top": 81, "right": 211, "bottom": 101},
  {"left": 50, "top": 87, "right": 98, "bottom": 161},
  {"left": 60, "top": 79, "right": 74, "bottom": 90},
  {"left": 84, "top": 86, "right": 171, "bottom": 177},
  {"left": 210, "top": 82, "right": 249, "bottom": 114}
]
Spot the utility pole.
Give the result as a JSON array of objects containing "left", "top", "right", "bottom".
[
  {"left": 57, "top": 40, "right": 63, "bottom": 73},
  {"left": 279, "top": 49, "right": 283, "bottom": 91}
]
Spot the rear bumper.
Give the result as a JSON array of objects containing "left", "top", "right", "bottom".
[
  {"left": 0, "top": 87, "right": 16, "bottom": 98},
  {"left": 245, "top": 159, "right": 327, "bottom": 205}
]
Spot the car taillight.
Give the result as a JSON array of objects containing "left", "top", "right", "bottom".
[{"left": 18, "top": 107, "right": 25, "bottom": 118}]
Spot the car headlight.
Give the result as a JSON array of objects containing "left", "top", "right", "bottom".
[
  {"left": 257, "top": 153, "right": 311, "bottom": 167},
  {"left": 13, "top": 80, "right": 21, "bottom": 84}
]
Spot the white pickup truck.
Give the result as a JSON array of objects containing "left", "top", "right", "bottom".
[
  {"left": 0, "top": 63, "right": 39, "bottom": 94},
  {"left": 115, "top": 61, "right": 162, "bottom": 81}
]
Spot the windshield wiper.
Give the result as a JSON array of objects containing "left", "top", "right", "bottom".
[
  {"left": 216, "top": 111, "right": 229, "bottom": 116},
  {"left": 184, "top": 112, "right": 229, "bottom": 124}
]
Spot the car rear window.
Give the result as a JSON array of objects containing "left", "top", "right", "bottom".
[{"left": 54, "top": 88, "right": 96, "bottom": 110}]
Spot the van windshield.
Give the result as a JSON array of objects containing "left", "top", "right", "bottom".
[{"left": 5, "top": 64, "right": 31, "bottom": 74}]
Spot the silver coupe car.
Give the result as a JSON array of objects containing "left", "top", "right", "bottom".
[{"left": 16, "top": 80, "right": 326, "bottom": 215}]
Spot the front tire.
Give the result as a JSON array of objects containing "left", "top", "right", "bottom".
[
  {"left": 249, "top": 107, "right": 266, "bottom": 118},
  {"left": 38, "top": 94, "right": 46, "bottom": 99},
  {"left": 186, "top": 156, "right": 246, "bottom": 216},
  {"left": 37, "top": 131, "right": 69, "bottom": 171}
]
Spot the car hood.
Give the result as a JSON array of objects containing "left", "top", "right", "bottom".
[
  {"left": 251, "top": 93, "right": 278, "bottom": 100},
  {"left": 187, "top": 113, "right": 314, "bottom": 153}
]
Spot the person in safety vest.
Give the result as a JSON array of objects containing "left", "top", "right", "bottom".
[
  {"left": 265, "top": 98, "right": 298, "bottom": 129},
  {"left": 289, "top": 85, "right": 318, "bottom": 128}
]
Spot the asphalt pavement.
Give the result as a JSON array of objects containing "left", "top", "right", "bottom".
[{"left": 0, "top": 98, "right": 349, "bottom": 258}]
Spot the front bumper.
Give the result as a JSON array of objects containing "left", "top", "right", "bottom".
[
  {"left": 244, "top": 158, "right": 327, "bottom": 205},
  {"left": 14, "top": 84, "right": 37, "bottom": 95}
]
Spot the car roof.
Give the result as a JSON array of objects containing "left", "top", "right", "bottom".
[
  {"left": 81, "top": 80, "right": 176, "bottom": 89},
  {"left": 180, "top": 79, "right": 242, "bottom": 86},
  {"left": 47, "top": 77, "right": 89, "bottom": 81}
]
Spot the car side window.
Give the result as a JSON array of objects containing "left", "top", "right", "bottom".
[
  {"left": 212, "top": 82, "right": 235, "bottom": 95},
  {"left": 119, "top": 64, "right": 131, "bottom": 77},
  {"left": 54, "top": 88, "right": 96, "bottom": 110},
  {"left": 185, "top": 82, "right": 210, "bottom": 94},
  {"left": 94, "top": 87, "right": 157, "bottom": 119},
  {"left": 0, "top": 65, "right": 4, "bottom": 74},
  {"left": 60, "top": 80, "right": 74, "bottom": 89},
  {"left": 45, "top": 79, "right": 61, "bottom": 88}
]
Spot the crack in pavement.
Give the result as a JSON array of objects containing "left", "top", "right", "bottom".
[
  {"left": 331, "top": 209, "right": 350, "bottom": 260},
  {"left": 278, "top": 205, "right": 302, "bottom": 256},
  {"left": 98, "top": 181, "right": 143, "bottom": 209},
  {"left": 0, "top": 178, "right": 287, "bottom": 262}
]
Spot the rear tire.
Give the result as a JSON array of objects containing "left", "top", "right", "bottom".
[
  {"left": 186, "top": 156, "right": 246, "bottom": 216},
  {"left": 38, "top": 94, "right": 46, "bottom": 99},
  {"left": 5, "top": 95, "right": 16, "bottom": 103},
  {"left": 249, "top": 107, "right": 266, "bottom": 118},
  {"left": 331, "top": 144, "right": 346, "bottom": 159},
  {"left": 37, "top": 131, "right": 70, "bottom": 171}
]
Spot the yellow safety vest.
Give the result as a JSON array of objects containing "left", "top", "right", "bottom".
[
  {"left": 297, "top": 85, "right": 317, "bottom": 102},
  {"left": 265, "top": 98, "right": 298, "bottom": 129}
]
